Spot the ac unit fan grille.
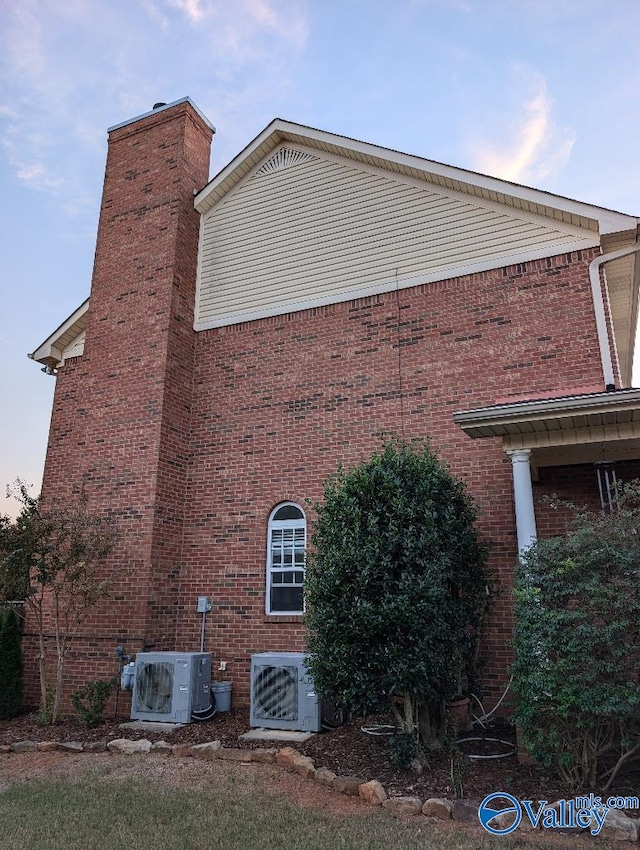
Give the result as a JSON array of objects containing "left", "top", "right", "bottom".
[
  {"left": 134, "top": 661, "right": 173, "bottom": 714},
  {"left": 252, "top": 664, "right": 298, "bottom": 721}
]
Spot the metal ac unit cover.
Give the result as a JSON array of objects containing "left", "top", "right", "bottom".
[
  {"left": 131, "top": 651, "right": 212, "bottom": 724},
  {"left": 250, "top": 651, "right": 321, "bottom": 732}
]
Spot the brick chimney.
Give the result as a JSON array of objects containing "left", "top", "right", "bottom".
[{"left": 41, "top": 99, "right": 214, "bottom": 666}]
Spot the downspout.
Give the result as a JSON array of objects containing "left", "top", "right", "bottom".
[{"left": 589, "top": 243, "right": 640, "bottom": 390}]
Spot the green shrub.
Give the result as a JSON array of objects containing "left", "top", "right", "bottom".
[
  {"left": 512, "top": 485, "right": 640, "bottom": 791},
  {"left": 71, "top": 678, "right": 116, "bottom": 727},
  {"left": 305, "top": 439, "right": 489, "bottom": 763},
  {"left": 387, "top": 732, "right": 418, "bottom": 769},
  {"left": 0, "top": 608, "right": 23, "bottom": 719}
]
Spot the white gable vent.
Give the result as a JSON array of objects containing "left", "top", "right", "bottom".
[{"left": 256, "top": 148, "right": 317, "bottom": 176}]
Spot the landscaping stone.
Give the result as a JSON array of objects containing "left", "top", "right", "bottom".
[
  {"left": 0, "top": 745, "right": 11, "bottom": 754},
  {"left": 151, "top": 741, "right": 173, "bottom": 753},
  {"left": 358, "top": 780, "right": 387, "bottom": 805},
  {"left": 37, "top": 741, "right": 60, "bottom": 752},
  {"left": 58, "top": 741, "right": 83, "bottom": 753},
  {"left": 422, "top": 798, "right": 453, "bottom": 819},
  {"left": 216, "top": 748, "right": 252, "bottom": 762},
  {"left": 332, "top": 775, "right": 366, "bottom": 796},
  {"left": 249, "top": 748, "right": 278, "bottom": 764},
  {"left": 107, "top": 738, "right": 152, "bottom": 754},
  {"left": 314, "top": 767, "right": 337, "bottom": 787},
  {"left": 84, "top": 741, "right": 107, "bottom": 753},
  {"left": 190, "top": 741, "right": 222, "bottom": 760},
  {"left": 452, "top": 799, "right": 481, "bottom": 824},
  {"left": 382, "top": 796, "right": 423, "bottom": 817},
  {"left": 591, "top": 809, "right": 638, "bottom": 842},
  {"left": 275, "top": 746, "right": 300, "bottom": 767},
  {"left": 493, "top": 808, "right": 533, "bottom": 832},
  {"left": 171, "top": 743, "right": 192, "bottom": 757},
  {"left": 11, "top": 741, "right": 38, "bottom": 753},
  {"left": 292, "top": 754, "right": 316, "bottom": 779}
]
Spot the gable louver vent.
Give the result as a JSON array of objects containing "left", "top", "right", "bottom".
[{"left": 256, "top": 148, "right": 317, "bottom": 176}]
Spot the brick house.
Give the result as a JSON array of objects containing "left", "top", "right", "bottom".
[{"left": 29, "top": 97, "right": 640, "bottom": 710}]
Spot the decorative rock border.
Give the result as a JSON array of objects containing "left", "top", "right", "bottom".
[{"left": 1, "top": 740, "right": 638, "bottom": 842}]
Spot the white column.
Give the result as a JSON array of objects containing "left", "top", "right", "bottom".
[{"left": 506, "top": 449, "right": 537, "bottom": 556}]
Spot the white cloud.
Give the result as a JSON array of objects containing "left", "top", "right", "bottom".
[
  {"left": 470, "top": 72, "right": 576, "bottom": 185},
  {"left": 167, "top": 0, "right": 207, "bottom": 22},
  {"left": 16, "top": 163, "right": 63, "bottom": 190},
  {"left": 162, "top": 0, "right": 308, "bottom": 53}
]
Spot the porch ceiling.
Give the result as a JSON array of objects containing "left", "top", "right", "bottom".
[{"left": 453, "top": 388, "right": 640, "bottom": 454}]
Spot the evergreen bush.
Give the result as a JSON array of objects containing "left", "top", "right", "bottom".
[
  {"left": 513, "top": 484, "right": 640, "bottom": 791},
  {"left": 0, "top": 608, "right": 23, "bottom": 719},
  {"left": 305, "top": 439, "right": 489, "bottom": 764}
]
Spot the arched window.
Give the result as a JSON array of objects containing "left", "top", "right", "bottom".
[{"left": 266, "top": 502, "right": 306, "bottom": 614}]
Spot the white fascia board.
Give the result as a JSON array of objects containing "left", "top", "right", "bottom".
[
  {"left": 193, "top": 238, "right": 599, "bottom": 333},
  {"left": 29, "top": 299, "right": 89, "bottom": 365},
  {"left": 194, "top": 119, "right": 284, "bottom": 213},
  {"left": 194, "top": 119, "right": 639, "bottom": 235}
]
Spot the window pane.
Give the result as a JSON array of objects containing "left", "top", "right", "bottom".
[
  {"left": 268, "top": 503, "right": 306, "bottom": 614},
  {"left": 273, "top": 505, "right": 304, "bottom": 521},
  {"left": 271, "top": 585, "right": 303, "bottom": 613}
]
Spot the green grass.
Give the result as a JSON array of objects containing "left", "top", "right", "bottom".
[{"left": 0, "top": 771, "right": 576, "bottom": 850}]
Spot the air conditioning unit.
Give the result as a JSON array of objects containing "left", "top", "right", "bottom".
[
  {"left": 129, "top": 651, "right": 213, "bottom": 723},
  {"left": 250, "top": 651, "right": 321, "bottom": 732}
]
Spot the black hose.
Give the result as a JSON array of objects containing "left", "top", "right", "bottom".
[{"left": 191, "top": 690, "right": 217, "bottom": 721}]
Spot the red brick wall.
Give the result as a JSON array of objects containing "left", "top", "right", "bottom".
[
  {"left": 25, "top": 102, "right": 213, "bottom": 708},
  {"left": 534, "top": 460, "right": 640, "bottom": 537},
  {"left": 177, "top": 248, "right": 606, "bottom": 707}
]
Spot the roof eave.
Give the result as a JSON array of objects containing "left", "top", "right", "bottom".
[
  {"left": 194, "top": 120, "right": 639, "bottom": 236},
  {"left": 453, "top": 388, "right": 640, "bottom": 439},
  {"left": 29, "top": 299, "right": 89, "bottom": 366}
]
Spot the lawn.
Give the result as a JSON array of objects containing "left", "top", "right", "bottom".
[{"left": 0, "top": 767, "right": 563, "bottom": 850}]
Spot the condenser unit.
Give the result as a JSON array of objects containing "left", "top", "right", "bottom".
[
  {"left": 250, "top": 651, "right": 321, "bottom": 732},
  {"left": 130, "top": 651, "right": 212, "bottom": 723}
]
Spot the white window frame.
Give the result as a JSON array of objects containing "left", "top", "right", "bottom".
[{"left": 266, "top": 502, "right": 306, "bottom": 615}]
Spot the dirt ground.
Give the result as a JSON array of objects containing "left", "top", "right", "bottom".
[
  {"left": 1, "top": 709, "right": 639, "bottom": 848},
  {"left": 0, "top": 707, "right": 631, "bottom": 803}
]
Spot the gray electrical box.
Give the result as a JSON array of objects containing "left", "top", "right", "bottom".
[{"left": 197, "top": 596, "right": 211, "bottom": 613}]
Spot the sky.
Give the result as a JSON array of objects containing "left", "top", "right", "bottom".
[{"left": 1, "top": 0, "right": 640, "bottom": 515}]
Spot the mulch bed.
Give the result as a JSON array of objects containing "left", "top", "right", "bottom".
[{"left": 5, "top": 708, "right": 638, "bottom": 806}]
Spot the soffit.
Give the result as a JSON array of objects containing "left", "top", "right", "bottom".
[{"left": 453, "top": 389, "right": 640, "bottom": 450}]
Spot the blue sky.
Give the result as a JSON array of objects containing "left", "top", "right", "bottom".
[{"left": 1, "top": 0, "right": 639, "bottom": 514}]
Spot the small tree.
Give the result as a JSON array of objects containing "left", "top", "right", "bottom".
[
  {"left": 304, "top": 440, "right": 489, "bottom": 765},
  {"left": 513, "top": 484, "right": 640, "bottom": 792},
  {"left": 0, "top": 483, "right": 117, "bottom": 724},
  {"left": 0, "top": 608, "right": 23, "bottom": 719}
]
